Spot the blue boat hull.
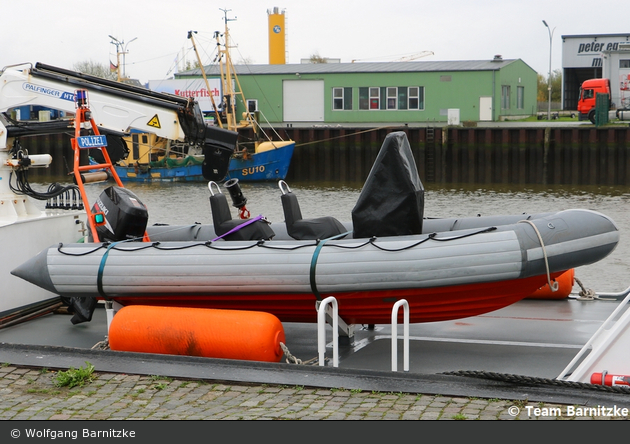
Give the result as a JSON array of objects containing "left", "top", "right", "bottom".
[{"left": 115, "top": 143, "right": 295, "bottom": 183}]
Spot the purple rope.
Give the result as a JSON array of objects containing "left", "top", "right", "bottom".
[{"left": 211, "top": 214, "right": 265, "bottom": 242}]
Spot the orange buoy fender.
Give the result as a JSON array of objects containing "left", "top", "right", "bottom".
[
  {"left": 108, "top": 305, "right": 285, "bottom": 362},
  {"left": 591, "top": 372, "right": 630, "bottom": 387},
  {"left": 527, "top": 269, "right": 575, "bottom": 299}
]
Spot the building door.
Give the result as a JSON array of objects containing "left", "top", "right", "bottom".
[
  {"left": 479, "top": 96, "right": 493, "bottom": 121},
  {"left": 283, "top": 80, "right": 324, "bottom": 122}
]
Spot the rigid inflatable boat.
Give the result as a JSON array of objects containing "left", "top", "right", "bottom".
[{"left": 11, "top": 132, "right": 620, "bottom": 325}]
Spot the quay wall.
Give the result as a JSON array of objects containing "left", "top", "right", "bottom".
[
  {"left": 270, "top": 126, "right": 630, "bottom": 186},
  {"left": 19, "top": 126, "right": 630, "bottom": 186}
]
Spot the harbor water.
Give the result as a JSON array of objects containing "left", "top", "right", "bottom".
[{"left": 34, "top": 179, "right": 630, "bottom": 296}]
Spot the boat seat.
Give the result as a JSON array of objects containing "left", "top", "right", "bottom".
[
  {"left": 208, "top": 182, "right": 275, "bottom": 241},
  {"left": 279, "top": 180, "right": 347, "bottom": 240}
]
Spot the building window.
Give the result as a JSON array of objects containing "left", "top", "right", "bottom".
[
  {"left": 247, "top": 99, "right": 258, "bottom": 113},
  {"left": 501, "top": 85, "right": 511, "bottom": 109},
  {"left": 408, "top": 87, "right": 423, "bottom": 110},
  {"left": 517, "top": 86, "right": 524, "bottom": 109},
  {"left": 332, "top": 87, "right": 353, "bottom": 110},
  {"left": 397, "top": 87, "right": 407, "bottom": 110},
  {"left": 620, "top": 60, "right": 630, "bottom": 68},
  {"left": 333, "top": 88, "right": 343, "bottom": 110},
  {"left": 387, "top": 87, "right": 398, "bottom": 109},
  {"left": 370, "top": 87, "right": 380, "bottom": 109},
  {"left": 359, "top": 87, "right": 369, "bottom": 110},
  {"left": 359, "top": 87, "right": 382, "bottom": 110},
  {"left": 359, "top": 86, "right": 423, "bottom": 110}
]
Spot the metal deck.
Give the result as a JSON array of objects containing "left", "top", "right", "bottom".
[{"left": 1, "top": 294, "right": 629, "bottom": 407}]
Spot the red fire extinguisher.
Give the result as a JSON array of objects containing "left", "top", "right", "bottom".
[{"left": 591, "top": 372, "right": 630, "bottom": 386}]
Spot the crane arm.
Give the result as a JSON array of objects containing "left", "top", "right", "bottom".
[
  {"left": 0, "top": 63, "right": 236, "bottom": 180},
  {"left": 394, "top": 51, "right": 434, "bottom": 61}
]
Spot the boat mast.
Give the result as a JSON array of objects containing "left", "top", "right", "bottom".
[
  {"left": 187, "top": 30, "right": 223, "bottom": 128},
  {"left": 218, "top": 8, "right": 237, "bottom": 131},
  {"left": 217, "top": 8, "right": 256, "bottom": 132}
]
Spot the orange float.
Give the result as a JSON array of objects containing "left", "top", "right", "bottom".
[
  {"left": 591, "top": 372, "right": 630, "bottom": 387},
  {"left": 108, "top": 305, "right": 285, "bottom": 362},
  {"left": 526, "top": 268, "right": 575, "bottom": 299}
]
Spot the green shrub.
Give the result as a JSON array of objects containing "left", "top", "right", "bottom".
[{"left": 53, "top": 361, "right": 95, "bottom": 388}]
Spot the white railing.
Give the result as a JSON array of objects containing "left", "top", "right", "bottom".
[
  {"left": 317, "top": 296, "right": 339, "bottom": 367},
  {"left": 558, "top": 288, "right": 630, "bottom": 382},
  {"left": 391, "top": 299, "right": 410, "bottom": 372}
]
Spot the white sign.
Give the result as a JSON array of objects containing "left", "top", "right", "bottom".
[
  {"left": 77, "top": 135, "right": 107, "bottom": 148},
  {"left": 148, "top": 78, "right": 223, "bottom": 113},
  {"left": 563, "top": 35, "right": 630, "bottom": 69}
]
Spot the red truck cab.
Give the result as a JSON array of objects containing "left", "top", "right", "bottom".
[{"left": 577, "top": 78, "right": 611, "bottom": 123}]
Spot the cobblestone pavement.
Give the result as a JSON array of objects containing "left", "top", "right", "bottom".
[{"left": 1, "top": 364, "right": 628, "bottom": 420}]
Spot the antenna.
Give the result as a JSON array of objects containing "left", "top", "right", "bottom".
[{"left": 220, "top": 7, "right": 237, "bottom": 24}]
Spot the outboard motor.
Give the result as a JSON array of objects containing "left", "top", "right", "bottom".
[
  {"left": 351, "top": 131, "right": 425, "bottom": 238},
  {"left": 201, "top": 125, "right": 239, "bottom": 181},
  {"left": 90, "top": 186, "right": 149, "bottom": 242}
]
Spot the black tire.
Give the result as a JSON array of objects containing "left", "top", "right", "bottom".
[{"left": 588, "top": 109, "right": 596, "bottom": 124}]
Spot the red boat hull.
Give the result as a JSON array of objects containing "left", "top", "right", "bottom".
[{"left": 109, "top": 273, "right": 561, "bottom": 325}]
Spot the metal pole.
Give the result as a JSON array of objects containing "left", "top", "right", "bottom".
[
  {"left": 122, "top": 37, "right": 137, "bottom": 81},
  {"left": 109, "top": 35, "right": 122, "bottom": 82},
  {"left": 542, "top": 20, "right": 555, "bottom": 120},
  {"left": 109, "top": 35, "right": 136, "bottom": 82}
]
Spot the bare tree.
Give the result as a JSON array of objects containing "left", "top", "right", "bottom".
[
  {"left": 309, "top": 53, "right": 327, "bottom": 64},
  {"left": 236, "top": 56, "right": 254, "bottom": 65},
  {"left": 73, "top": 60, "right": 118, "bottom": 81}
]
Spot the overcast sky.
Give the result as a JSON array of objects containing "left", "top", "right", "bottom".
[{"left": 3, "top": 0, "right": 628, "bottom": 84}]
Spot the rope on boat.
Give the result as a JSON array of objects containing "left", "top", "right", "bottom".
[
  {"left": 91, "top": 336, "right": 110, "bottom": 350},
  {"left": 294, "top": 125, "right": 401, "bottom": 148},
  {"left": 58, "top": 225, "right": 498, "bottom": 257},
  {"left": 518, "top": 219, "right": 559, "bottom": 292},
  {"left": 210, "top": 214, "right": 265, "bottom": 242},
  {"left": 443, "top": 370, "right": 630, "bottom": 395},
  {"left": 573, "top": 277, "right": 617, "bottom": 301},
  {"left": 280, "top": 342, "right": 320, "bottom": 366},
  {"left": 574, "top": 277, "right": 598, "bottom": 300}
]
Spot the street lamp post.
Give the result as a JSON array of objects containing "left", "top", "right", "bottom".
[
  {"left": 542, "top": 20, "right": 555, "bottom": 121},
  {"left": 108, "top": 35, "right": 137, "bottom": 82}
]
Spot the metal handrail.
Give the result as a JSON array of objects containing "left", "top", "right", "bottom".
[
  {"left": 391, "top": 299, "right": 410, "bottom": 372},
  {"left": 317, "top": 296, "right": 339, "bottom": 367},
  {"left": 558, "top": 288, "right": 630, "bottom": 381}
]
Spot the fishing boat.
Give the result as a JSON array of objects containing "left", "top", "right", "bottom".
[
  {"left": 112, "top": 131, "right": 294, "bottom": 183},
  {"left": 112, "top": 13, "right": 295, "bottom": 183},
  {"left": 11, "top": 132, "right": 620, "bottom": 326}
]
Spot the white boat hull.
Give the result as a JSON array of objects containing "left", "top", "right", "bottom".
[{"left": 1, "top": 211, "right": 83, "bottom": 317}]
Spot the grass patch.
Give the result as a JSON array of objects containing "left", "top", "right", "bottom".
[
  {"left": 513, "top": 399, "right": 529, "bottom": 409},
  {"left": 53, "top": 362, "right": 95, "bottom": 388},
  {"left": 26, "top": 388, "right": 61, "bottom": 396},
  {"left": 149, "top": 375, "right": 173, "bottom": 382}
]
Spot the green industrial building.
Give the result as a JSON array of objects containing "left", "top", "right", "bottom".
[{"left": 176, "top": 56, "right": 537, "bottom": 124}]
